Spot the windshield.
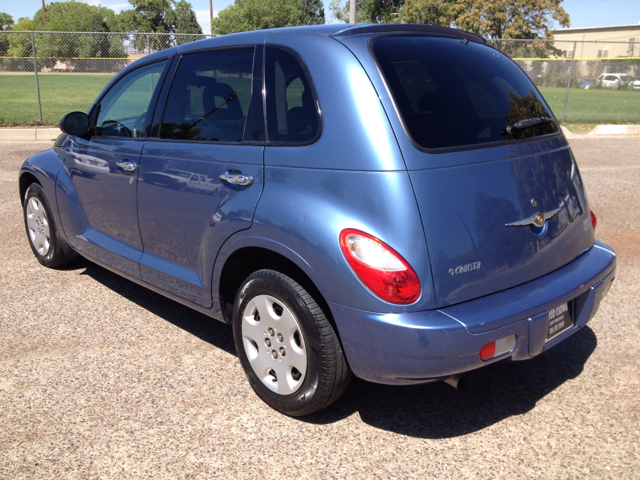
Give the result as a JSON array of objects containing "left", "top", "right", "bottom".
[{"left": 372, "top": 36, "right": 559, "bottom": 149}]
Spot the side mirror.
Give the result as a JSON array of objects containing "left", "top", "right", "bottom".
[{"left": 59, "top": 112, "right": 90, "bottom": 137}]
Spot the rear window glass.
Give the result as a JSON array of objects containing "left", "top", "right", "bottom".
[{"left": 372, "top": 36, "right": 559, "bottom": 150}]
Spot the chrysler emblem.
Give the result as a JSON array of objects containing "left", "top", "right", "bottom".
[
  {"left": 506, "top": 207, "right": 561, "bottom": 227},
  {"left": 533, "top": 213, "right": 545, "bottom": 227}
]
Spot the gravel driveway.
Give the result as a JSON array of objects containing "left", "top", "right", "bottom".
[{"left": 1, "top": 137, "right": 639, "bottom": 479}]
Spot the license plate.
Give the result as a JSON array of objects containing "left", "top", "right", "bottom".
[{"left": 546, "top": 301, "right": 573, "bottom": 342}]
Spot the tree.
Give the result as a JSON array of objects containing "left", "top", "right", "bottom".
[
  {"left": 0, "top": 12, "right": 15, "bottom": 57},
  {"left": 170, "top": 0, "right": 204, "bottom": 44},
  {"left": 297, "top": 0, "right": 325, "bottom": 25},
  {"left": 401, "top": 0, "right": 453, "bottom": 26},
  {"left": 32, "top": 1, "right": 120, "bottom": 32},
  {"left": 119, "top": 0, "right": 203, "bottom": 48},
  {"left": 118, "top": 0, "right": 174, "bottom": 34},
  {"left": 401, "top": 0, "right": 569, "bottom": 39},
  {"left": 172, "top": 0, "right": 203, "bottom": 33},
  {"left": 330, "top": 0, "right": 569, "bottom": 40},
  {"left": 28, "top": 2, "right": 124, "bottom": 67},
  {"left": 362, "top": 0, "right": 404, "bottom": 23},
  {"left": 0, "top": 12, "right": 14, "bottom": 30},
  {"left": 329, "top": 0, "right": 403, "bottom": 23},
  {"left": 6, "top": 18, "right": 36, "bottom": 60},
  {"left": 212, "top": 0, "right": 297, "bottom": 35},
  {"left": 118, "top": 0, "right": 202, "bottom": 34},
  {"left": 454, "top": 0, "right": 569, "bottom": 39}
]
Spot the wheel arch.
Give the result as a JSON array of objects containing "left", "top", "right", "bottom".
[
  {"left": 19, "top": 171, "right": 41, "bottom": 202},
  {"left": 20, "top": 151, "right": 77, "bottom": 257},
  {"left": 213, "top": 238, "right": 344, "bottom": 351},
  {"left": 217, "top": 243, "right": 322, "bottom": 316}
]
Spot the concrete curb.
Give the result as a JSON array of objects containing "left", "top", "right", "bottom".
[
  {"left": 560, "top": 126, "right": 575, "bottom": 138},
  {"left": 590, "top": 125, "right": 640, "bottom": 135},
  {"left": 0, "top": 127, "right": 60, "bottom": 141}
]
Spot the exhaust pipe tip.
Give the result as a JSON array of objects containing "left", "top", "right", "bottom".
[{"left": 444, "top": 375, "right": 466, "bottom": 389}]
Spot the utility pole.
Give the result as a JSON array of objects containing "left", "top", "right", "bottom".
[
  {"left": 210, "top": 0, "right": 213, "bottom": 34},
  {"left": 41, "top": 0, "right": 47, "bottom": 25},
  {"left": 350, "top": 0, "right": 356, "bottom": 25}
]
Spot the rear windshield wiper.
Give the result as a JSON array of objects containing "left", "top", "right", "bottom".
[{"left": 500, "top": 116, "right": 555, "bottom": 136}]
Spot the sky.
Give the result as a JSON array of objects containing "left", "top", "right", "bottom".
[{"left": 1, "top": 0, "right": 639, "bottom": 35}]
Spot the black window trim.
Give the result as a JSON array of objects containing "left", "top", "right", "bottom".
[
  {"left": 263, "top": 44, "right": 323, "bottom": 147},
  {"left": 91, "top": 56, "right": 173, "bottom": 142},
  {"left": 152, "top": 45, "right": 265, "bottom": 146},
  {"left": 366, "top": 33, "right": 562, "bottom": 155}
]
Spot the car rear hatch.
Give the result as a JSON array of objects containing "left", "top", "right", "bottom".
[{"left": 369, "top": 35, "right": 595, "bottom": 310}]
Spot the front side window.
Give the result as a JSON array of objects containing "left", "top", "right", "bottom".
[
  {"left": 372, "top": 36, "right": 559, "bottom": 150},
  {"left": 96, "top": 60, "right": 166, "bottom": 138},
  {"left": 160, "top": 48, "right": 254, "bottom": 142},
  {"left": 265, "top": 47, "right": 319, "bottom": 143}
]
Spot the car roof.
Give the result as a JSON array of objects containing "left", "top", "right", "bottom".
[
  {"left": 182, "top": 23, "right": 485, "bottom": 46},
  {"left": 127, "top": 24, "right": 486, "bottom": 75}
]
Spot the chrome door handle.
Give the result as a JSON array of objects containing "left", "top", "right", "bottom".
[
  {"left": 116, "top": 160, "right": 137, "bottom": 172},
  {"left": 220, "top": 174, "right": 254, "bottom": 186}
]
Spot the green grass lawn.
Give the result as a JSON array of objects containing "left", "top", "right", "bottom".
[
  {"left": 0, "top": 73, "right": 115, "bottom": 126},
  {"left": 1, "top": 73, "right": 639, "bottom": 127},
  {"left": 538, "top": 87, "right": 640, "bottom": 125}
]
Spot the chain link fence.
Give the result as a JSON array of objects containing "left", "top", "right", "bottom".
[
  {"left": 0, "top": 32, "right": 639, "bottom": 126},
  {"left": 0, "top": 31, "right": 212, "bottom": 126},
  {"left": 491, "top": 39, "right": 640, "bottom": 125}
]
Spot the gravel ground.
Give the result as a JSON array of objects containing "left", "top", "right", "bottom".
[{"left": 1, "top": 138, "right": 639, "bottom": 479}]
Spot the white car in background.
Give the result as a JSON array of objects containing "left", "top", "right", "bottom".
[
  {"left": 633, "top": 76, "right": 640, "bottom": 90},
  {"left": 596, "top": 73, "right": 635, "bottom": 89}
]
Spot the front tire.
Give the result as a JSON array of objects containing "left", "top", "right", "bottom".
[
  {"left": 232, "top": 269, "right": 351, "bottom": 416},
  {"left": 23, "top": 183, "right": 76, "bottom": 268}
]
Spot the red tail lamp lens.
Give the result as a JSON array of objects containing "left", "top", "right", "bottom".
[
  {"left": 339, "top": 229, "right": 421, "bottom": 304},
  {"left": 590, "top": 210, "right": 597, "bottom": 231},
  {"left": 479, "top": 341, "right": 496, "bottom": 361}
]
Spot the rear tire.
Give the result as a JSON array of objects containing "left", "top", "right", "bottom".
[
  {"left": 23, "top": 183, "right": 76, "bottom": 268},
  {"left": 232, "top": 269, "right": 351, "bottom": 416}
]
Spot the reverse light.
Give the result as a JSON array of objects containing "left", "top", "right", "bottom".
[
  {"left": 339, "top": 229, "right": 421, "bottom": 304},
  {"left": 480, "top": 335, "right": 516, "bottom": 361},
  {"left": 590, "top": 210, "right": 597, "bottom": 231}
]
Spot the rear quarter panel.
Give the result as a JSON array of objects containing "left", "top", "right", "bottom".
[
  {"left": 245, "top": 31, "right": 437, "bottom": 313},
  {"left": 249, "top": 168, "right": 437, "bottom": 313}
]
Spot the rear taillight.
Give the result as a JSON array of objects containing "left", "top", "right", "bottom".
[
  {"left": 590, "top": 210, "right": 597, "bottom": 231},
  {"left": 339, "top": 229, "right": 421, "bottom": 304}
]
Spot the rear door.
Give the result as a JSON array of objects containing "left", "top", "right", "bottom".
[
  {"left": 367, "top": 35, "right": 595, "bottom": 308},
  {"left": 136, "top": 46, "right": 265, "bottom": 307}
]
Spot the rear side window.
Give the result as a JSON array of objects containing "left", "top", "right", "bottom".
[
  {"left": 161, "top": 48, "right": 254, "bottom": 142},
  {"left": 265, "top": 47, "right": 319, "bottom": 143},
  {"left": 372, "top": 36, "right": 559, "bottom": 150}
]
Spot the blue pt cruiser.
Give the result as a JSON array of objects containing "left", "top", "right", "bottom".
[{"left": 19, "top": 24, "right": 616, "bottom": 415}]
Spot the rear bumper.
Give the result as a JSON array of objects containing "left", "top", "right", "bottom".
[{"left": 329, "top": 241, "right": 616, "bottom": 385}]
